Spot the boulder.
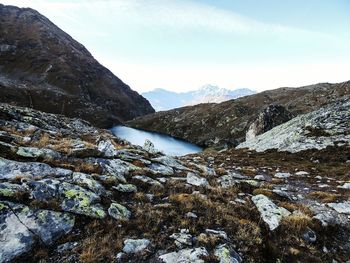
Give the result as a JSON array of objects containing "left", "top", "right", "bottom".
[
  {"left": 113, "top": 184, "right": 137, "bottom": 193},
  {"left": 327, "top": 202, "right": 350, "bottom": 214},
  {"left": 186, "top": 173, "right": 209, "bottom": 187},
  {"left": 0, "top": 201, "right": 74, "bottom": 262}
]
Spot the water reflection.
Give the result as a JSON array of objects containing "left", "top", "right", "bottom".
[{"left": 110, "top": 126, "right": 202, "bottom": 156}]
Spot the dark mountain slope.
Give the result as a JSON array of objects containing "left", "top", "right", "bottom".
[
  {"left": 128, "top": 81, "right": 350, "bottom": 147},
  {"left": 0, "top": 4, "right": 154, "bottom": 127}
]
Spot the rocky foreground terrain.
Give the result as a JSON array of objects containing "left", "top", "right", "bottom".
[
  {"left": 0, "top": 4, "right": 154, "bottom": 128},
  {"left": 0, "top": 101, "right": 349, "bottom": 263},
  {"left": 128, "top": 81, "right": 350, "bottom": 148}
]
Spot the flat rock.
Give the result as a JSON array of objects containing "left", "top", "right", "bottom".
[
  {"left": 122, "top": 238, "right": 151, "bottom": 254},
  {"left": 186, "top": 173, "right": 209, "bottom": 187},
  {"left": 252, "top": 194, "right": 291, "bottom": 231},
  {"left": 0, "top": 157, "right": 72, "bottom": 180},
  {"left": 327, "top": 202, "right": 350, "bottom": 214},
  {"left": 159, "top": 247, "right": 208, "bottom": 263}
]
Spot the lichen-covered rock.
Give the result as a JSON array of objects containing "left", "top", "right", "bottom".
[
  {"left": 0, "top": 157, "right": 72, "bottom": 180},
  {"left": 214, "top": 244, "right": 242, "bottom": 263},
  {"left": 152, "top": 156, "right": 188, "bottom": 171},
  {"left": 252, "top": 194, "right": 291, "bottom": 231},
  {"left": 26, "top": 179, "right": 61, "bottom": 201},
  {"left": 98, "top": 159, "right": 132, "bottom": 183},
  {"left": 108, "top": 202, "right": 131, "bottom": 220},
  {"left": 159, "top": 247, "right": 208, "bottom": 263},
  {"left": 16, "top": 146, "right": 60, "bottom": 160},
  {"left": 186, "top": 173, "right": 209, "bottom": 187},
  {"left": 60, "top": 182, "right": 106, "bottom": 218},
  {"left": 238, "top": 100, "right": 350, "bottom": 153},
  {"left": 113, "top": 184, "right": 137, "bottom": 193},
  {"left": 0, "top": 182, "right": 27, "bottom": 197},
  {"left": 0, "top": 201, "right": 74, "bottom": 262},
  {"left": 71, "top": 172, "right": 106, "bottom": 195}
]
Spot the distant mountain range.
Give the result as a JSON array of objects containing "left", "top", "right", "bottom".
[{"left": 142, "top": 85, "right": 256, "bottom": 111}]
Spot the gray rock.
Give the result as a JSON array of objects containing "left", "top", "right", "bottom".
[
  {"left": 108, "top": 203, "right": 131, "bottom": 220},
  {"left": 186, "top": 172, "right": 209, "bottom": 187},
  {"left": 274, "top": 172, "right": 291, "bottom": 179},
  {"left": 26, "top": 179, "right": 61, "bottom": 201},
  {"left": 152, "top": 156, "right": 188, "bottom": 171},
  {"left": 133, "top": 175, "right": 163, "bottom": 187},
  {"left": 159, "top": 247, "right": 208, "bottom": 263},
  {"left": 98, "top": 159, "right": 131, "bottom": 183},
  {"left": 205, "top": 229, "right": 228, "bottom": 240},
  {"left": 122, "top": 238, "right": 150, "bottom": 254},
  {"left": 71, "top": 172, "right": 106, "bottom": 195},
  {"left": 214, "top": 244, "right": 242, "bottom": 263},
  {"left": 149, "top": 163, "right": 174, "bottom": 176},
  {"left": 0, "top": 157, "right": 72, "bottom": 180},
  {"left": 303, "top": 228, "right": 317, "bottom": 243},
  {"left": 338, "top": 183, "right": 350, "bottom": 189},
  {"left": 170, "top": 229, "right": 193, "bottom": 248},
  {"left": 143, "top": 139, "right": 157, "bottom": 154},
  {"left": 252, "top": 194, "right": 291, "bottom": 231},
  {"left": 16, "top": 146, "right": 60, "bottom": 160},
  {"left": 327, "top": 202, "right": 350, "bottom": 214},
  {"left": 97, "top": 139, "right": 118, "bottom": 158},
  {"left": 0, "top": 201, "right": 74, "bottom": 262},
  {"left": 237, "top": 100, "right": 350, "bottom": 153},
  {"left": 0, "top": 182, "right": 27, "bottom": 198},
  {"left": 59, "top": 182, "right": 106, "bottom": 218},
  {"left": 113, "top": 184, "right": 137, "bottom": 193}
]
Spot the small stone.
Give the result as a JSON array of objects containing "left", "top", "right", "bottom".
[
  {"left": 159, "top": 247, "right": 208, "bottom": 263},
  {"left": 338, "top": 183, "right": 350, "bottom": 189},
  {"left": 302, "top": 228, "right": 317, "bottom": 243},
  {"left": 295, "top": 171, "right": 309, "bottom": 176},
  {"left": 186, "top": 173, "right": 209, "bottom": 187},
  {"left": 122, "top": 238, "right": 150, "bottom": 254},
  {"left": 170, "top": 229, "right": 193, "bottom": 248},
  {"left": 254, "top": 175, "right": 266, "bottom": 181},
  {"left": 186, "top": 212, "right": 198, "bottom": 218},
  {"left": 143, "top": 139, "right": 157, "bottom": 154},
  {"left": 214, "top": 244, "right": 242, "bottom": 263},
  {"left": 108, "top": 203, "right": 131, "bottom": 220},
  {"left": 113, "top": 184, "right": 137, "bottom": 193},
  {"left": 274, "top": 172, "right": 291, "bottom": 179}
]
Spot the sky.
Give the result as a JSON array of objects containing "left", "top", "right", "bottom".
[{"left": 1, "top": 0, "right": 350, "bottom": 92}]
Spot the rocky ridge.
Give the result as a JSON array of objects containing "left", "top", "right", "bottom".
[
  {"left": 0, "top": 4, "right": 154, "bottom": 128},
  {"left": 128, "top": 81, "right": 350, "bottom": 148},
  {"left": 0, "top": 103, "right": 349, "bottom": 262}
]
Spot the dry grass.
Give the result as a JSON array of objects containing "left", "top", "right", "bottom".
[
  {"left": 281, "top": 213, "right": 313, "bottom": 234},
  {"left": 309, "top": 191, "right": 339, "bottom": 203},
  {"left": 252, "top": 188, "right": 274, "bottom": 198}
]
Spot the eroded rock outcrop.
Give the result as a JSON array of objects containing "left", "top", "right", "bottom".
[{"left": 237, "top": 100, "right": 350, "bottom": 152}]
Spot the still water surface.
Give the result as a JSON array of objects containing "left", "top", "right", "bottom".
[{"left": 110, "top": 125, "right": 202, "bottom": 156}]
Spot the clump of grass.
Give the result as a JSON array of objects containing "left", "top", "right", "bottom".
[
  {"left": 281, "top": 213, "right": 313, "bottom": 234},
  {"left": 309, "top": 191, "right": 338, "bottom": 203},
  {"left": 252, "top": 188, "right": 274, "bottom": 198}
]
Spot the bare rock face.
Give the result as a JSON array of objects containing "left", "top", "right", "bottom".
[
  {"left": 246, "top": 105, "right": 294, "bottom": 140},
  {"left": 0, "top": 4, "right": 154, "bottom": 128},
  {"left": 237, "top": 99, "right": 350, "bottom": 153}
]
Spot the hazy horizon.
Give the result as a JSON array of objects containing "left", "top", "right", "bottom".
[{"left": 1, "top": 0, "right": 350, "bottom": 93}]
